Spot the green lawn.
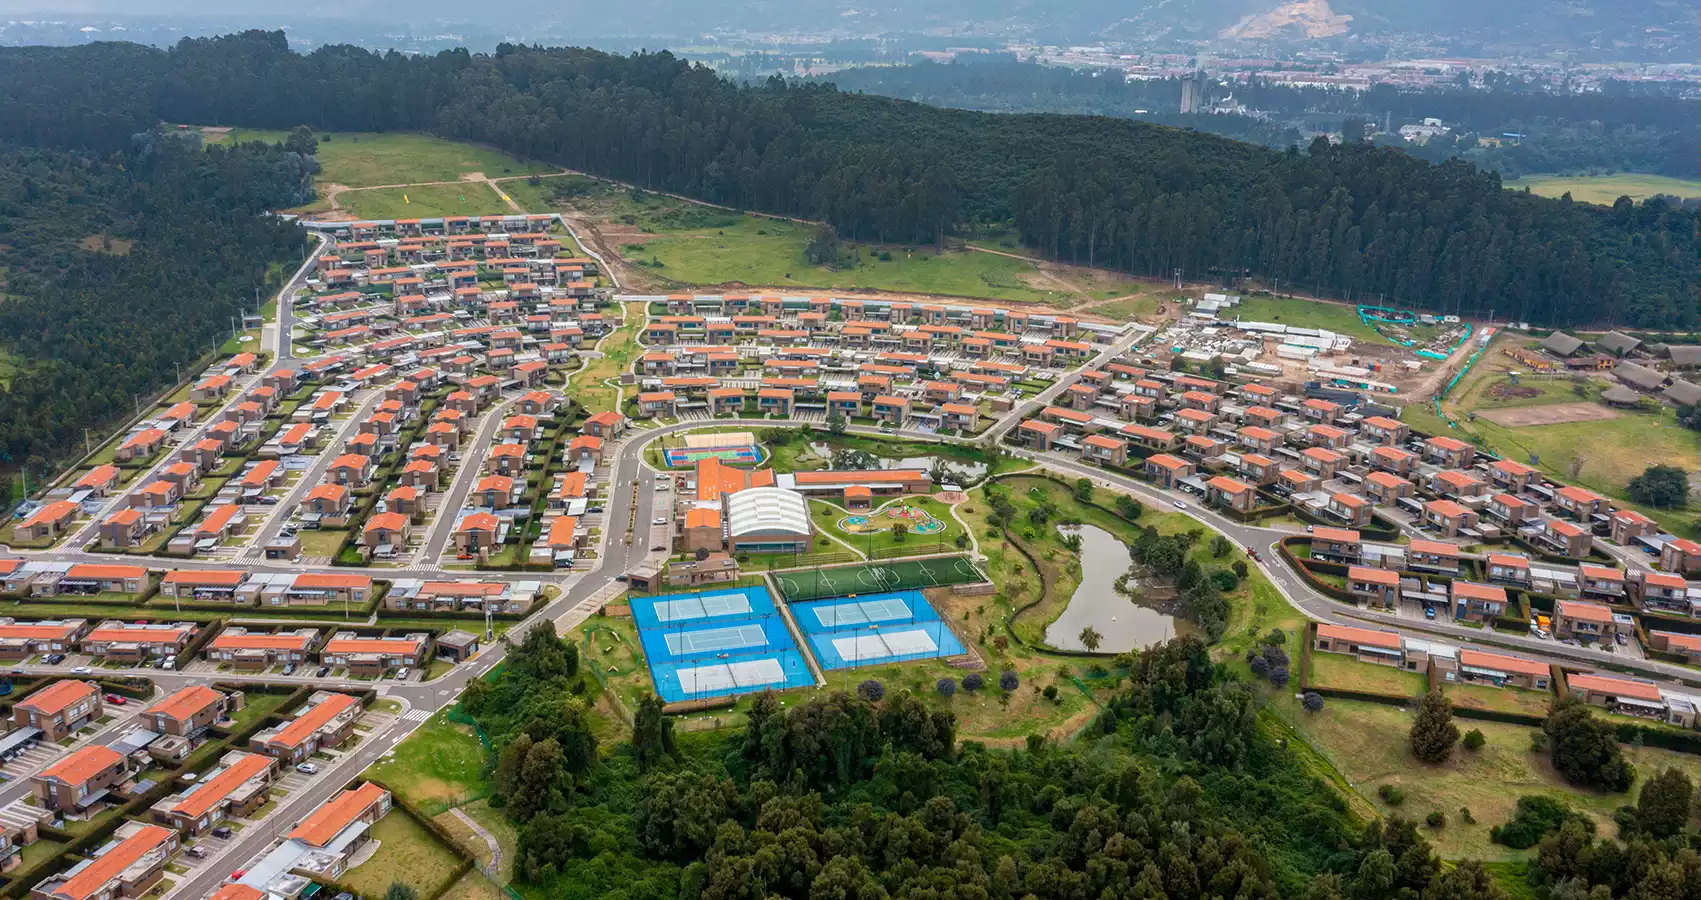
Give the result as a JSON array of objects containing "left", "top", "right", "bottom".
[
  {"left": 340, "top": 183, "right": 513, "bottom": 220},
  {"left": 1464, "top": 410, "right": 1698, "bottom": 519},
  {"left": 1306, "top": 652, "right": 1426, "bottom": 697},
  {"left": 341, "top": 811, "right": 466, "bottom": 899},
  {"left": 212, "top": 129, "right": 555, "bottom": 189},
  {"left": 1505, "top": 173, "right": 1701, "bottom": 205},
  {"left": 1227, "top": 295, "right": 1389, "bottom": 344},
  {"left": 1268, "top": 694, "right": 1699, "bottom": 861},
  {"left": 363, "top": 709, "right": 489, "bottom": 811},
  {"left": 1443, "top": 681, "right": 1555, "bottom": 718},
  {"left": 630, "top": 215, "right": 1074, "bottom": 304},
  {"left": 225, "top": 691, "right": 291, "bottom": 733}
]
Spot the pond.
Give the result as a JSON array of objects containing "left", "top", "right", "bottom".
[
  {"left": 1044, "top": 524, "right": 1184, "bottom": 653},
  {"left": 806, "top": 442, "right": 988, "bottom": 481}
]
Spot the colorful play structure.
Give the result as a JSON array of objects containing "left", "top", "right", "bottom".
[{"left": 837, "top": 503, "right": 947, "bottom": 536}]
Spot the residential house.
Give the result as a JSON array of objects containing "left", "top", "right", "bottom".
[
  {"left": 143, "top": 686, "right": 229, "bottom": 737},
  {"left": 28, "top": 822, "right": 177, "bottom": 900},
  {"left": 1552, "top": 599, "right": 1630, "bottom": 642},
  {"left": 319, "top": 633, "right": 428, "bottom": 675},
  {"left": 249, "top": 692, "right": 361, "bottom": 762},
  {"left": 1407, "top": 539, "right": 1462, "bottom": 575},
  {"left": 1422, "top": 499, "right": 1479, "bottom": 537},
  {"left": 1312, "top": 623, "right": 1404, "bottom": 666},
  {"left": 150, "top": 751, "right": 274, "bottom": 835},
  {"left": 1455, "top": 649, "right": 1550, "bottom": 690},
  {"left": 32, "top": 745, "right": 130, "bottom": 813},
  {"left": 204, "top": 628, "right": 317, "bottom": 672},
  {"left": 1452, "top": 581, "right": 1508, "bottom": 623},
  {"left": 1348, "top": 566, "right": 1400, "bottom": 608},
  {"left": 1144, "top": 454, "right": 1194, "bottom": 489},
  {"left": 14, "top": 681, "right": 101, "bottom": 742},
  {"left": 1309, "top": 527, "right": 1362, "bottom": 564},
  {"left": 1205, "top": 476, "right": 1256, "bottom": 513}
]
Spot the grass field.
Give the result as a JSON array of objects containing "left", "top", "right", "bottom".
[
  {"left": 1269, "top": 694, "right": 1698, "bottom": 861},
  {"left": 1443, "top": 681, "right": 1556, "bottom": 718},
  {"left": 570, "top": 302, "right": 642, "bottom": 415},
  {"left": 1506, "top": 173, "right": 1701, "bottom": 206},
  {"left": 1306, "top": 652, "right": 1427, "bottom": 697},
  {"left": 363, "top": 710, "right": 489, "bottom": 811},
  {"left": 342, "top": 811, "right": 467, "bottom": 899},
  {"left": 212, "top": 129, "right": 555, "bottom": 189},
  {"left": 1229, "top": 295, "right": 1389, "bottom": 344},
  {"left": 772, "top": 554, "right": 984, "bottom": 601},
  {"left": 340, "top": 183, "right": 513, "bottom": 220},
  {"left": 522, "top": 176, "right": 1142, "bottom": 305}
]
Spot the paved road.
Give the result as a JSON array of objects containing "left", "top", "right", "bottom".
[{"left": 419, "top": 395, "right": 526, "bottom": 562}]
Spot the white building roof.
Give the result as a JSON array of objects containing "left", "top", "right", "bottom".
[{"left": 725, "top": 488, "right": 811, "bottom": 538}]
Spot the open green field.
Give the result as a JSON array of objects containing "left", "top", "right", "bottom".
[
  {"left": 773, "top": 553, "right": 984, "bottom": 601},
  {"left": 342, "top": 811, "right": 467, "bottom": 899},
  {"left": 519, "top": 176, "right": 1143, "bottom": 305},
  {"left": 1228, "top": 295, "right": 1390, "bottom": 344},
  {"left": 1506, "top": 173, "right": 1701, "bottom": 205},
  {"left": 632, "top": 216, "right": 1077, "bottom": 304},
  {"left": 364, "top": 710, "right": 488, "bottom": 811},
  {"left": 1268, "top": 694, "right": 1698, "bottom": 861},
  {"left": 211, "top": 129, "right": 555, "bottom": 188},
  {"left": 339, "top": 183, "right": 513, "bottom": 221},
  {"left": 1306, "top": 652, "right": 1426, "bottom": 697}
]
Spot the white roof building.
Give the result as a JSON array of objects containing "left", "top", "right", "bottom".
[{"left": 725, "top": 488, "right": 811, "bottom": 541}]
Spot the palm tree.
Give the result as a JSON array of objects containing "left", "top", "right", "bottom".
[{"left": 1078, "top": 626, "right": 1103, "bottom": 653}]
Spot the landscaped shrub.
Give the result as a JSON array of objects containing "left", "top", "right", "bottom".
[
  {"left": 936, "top": 678, "right": 956, "bottom": 697},
  {"left": 1301, "top": 692, "right": 1325, "bottom": 712},
  {"left": 1377, "top": 784, "right": 1406, "bottom": 806},
  {"left": 1463, "top": 728, "right": 1486, "bottom": 751},
  {"left": 857, "top": 680, "right": 884, "bottom": 702},
  {"left": 962, "top": 672, "right": 984, "bottom": 692},
  {"left": 999, "top": 670, "right": 1018, "bottom": 691},
  {"left": 1490, "top": 795, "right": 1595, "bottom": 849},
  {"left": 1426, "top": 811, "right": 1446, "bottom": 829},
  {"left": 1042, "top": 685, "right": 1060, "bottom": 703}
]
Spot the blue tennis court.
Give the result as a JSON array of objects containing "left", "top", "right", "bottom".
[
  {"left": 629, "top": 586, "right": 813, "bottom": 702},
  {"left": 790, "top": 589, "right": 966, "bottom": 670},
  {"left": 663, "top": 445, "right": 762, "bottom": 468}
]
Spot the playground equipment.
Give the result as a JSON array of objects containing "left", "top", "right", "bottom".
[{"left": 838, "top": 504, "right": 947, "bottom": 536}]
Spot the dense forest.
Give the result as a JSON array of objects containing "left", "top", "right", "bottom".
[
  {"left": 816, "top": 61, "right": 1701, "bottom": 181},
  {"left": 0, "top": 32, "right": 1694, "bottom": 331},
  {"left": 0, "top": 134, "right": 311, "bottom": 481},
  {"left": 459, "top": 626, "right": 1701, "bottom": 900}
]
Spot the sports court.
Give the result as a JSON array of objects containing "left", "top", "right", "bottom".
[
  {"left": 774, "top": 556, "right": 985, "bottom": 602},
  {"left": 663, "top": 445, "right": 762, "bottom": 467},
  {"left": 662, "top": 431, "right": 763, "bottom": 468},
  {"left": 791, "top": 589, "right": 966, "bottom": 669},
  {"left": 628, "top": 586, "right": 812, "bottom": 702}
]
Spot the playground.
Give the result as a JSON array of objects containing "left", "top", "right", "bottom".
[
  {"left": 836, "top": 502, "right": 947, "bottom": 536},
  {"left": 774, "top": 556, "right": 986, "bottom": 602}
]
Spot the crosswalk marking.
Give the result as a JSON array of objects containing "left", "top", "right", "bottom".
[{"left": 400, "top": 709, "right": 432, "bottom": 723}]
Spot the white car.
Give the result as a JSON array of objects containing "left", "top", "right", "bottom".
[
  {"left": 653, "top": 518, "right": 668, "bottom": 526},
  {"left": 1172, "top": 501, "right": 1187, "bottom": 510},
  {"left": 297, "top": 763, "right": 319, "bottom": 775},
  {"left": 71, "top": 666, "right": 91, "bottom": 674}
]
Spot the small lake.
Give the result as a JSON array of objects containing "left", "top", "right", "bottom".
[
  {"left": 1045, "top": 524, "right": 1184, "bottom": 653},
  {"left": 806, "top": 441, "right": 988, "bottom": 481}
]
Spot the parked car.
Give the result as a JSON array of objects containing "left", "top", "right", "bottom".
[
  {"left": 651, "top": 545, "right": 665, "bottom": 552},
  {"left": 212, "top": 826, "right": 233, "bottom": 839},
  {"left": 395, "top": 668, "right": 410, "bottom": 680},
  {"left": 1424, "top": 606, "right": 1436, "bottom": 620},
  {"left": 316, "top": 666, "right": 330, "bottom": 678},
  {"left": 186, "top": 846, "right": 209, "bottom": 859},
  {"left": 297, "top": 763, "right": 319, "bottom": 775},
  {"left": 614, "top": 574, "right": 629, "bottom": 583},
  {"left": 42, "top": 654, "right": 63, "bottom": 665},
  {"left": 1614, "top": 633, "right": 1627, "bottom": 646},
  {"left": 653, "top": 517, "right": 668, "bottom": 526},
  {"left": 282, "top": 663, "right": 296, "bottom": 676}
]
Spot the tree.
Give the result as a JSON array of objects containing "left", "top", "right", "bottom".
[
  {"left": 1115, "top": 494, "right": 1142, "bottom": 519},
  {"left": 1410, "top": 689, "right": 1460, "bottom": 763},
  {"left": 1462, "top": 728, "right": 1485, "bottom": 751},
  {"left": 1543, "top": 698, "right": 1636, "bottom": 791},
  {"left": 936, "top": 677, "right": 956, "bottom": 697},
  {"left": 1634, "top": 766, "right": 1696, "bottom": 838},
  {"left": 1302, "top": 692, "right": 1325, "bottom": 712},
  {"left": 385, "top": 883, "right": 418, "bottom": 900},
  {"left": 1626, "top": 463, "right": 1691, "bottom": 508},
  {"left": 804, "top": 226, "right": 842, "bottom": 266},
  {"left": 826, "top": 411, "right": 847, "bottom": 436},
  {"left": 961, "top": 672, "right": 983, "bottom": 692},
  {"left": 856, "top": 679, "right": 884, "bottom": 702},
  {"left": 632, "top": 693, "right": 675, "bottom": 771},
  {"left": 1419, "top": 860, "right": 1506, "bottom": 900},
  {"left": 891, "top": 522, "right": 908, "bottom": 543},
  {"left": 1210, "top": 535, "right": 1231, "bottom": 557},
  {"left": 1073, "top": 477, "right": 1093, "bottom": 501},
  {"left": 285, "top": 124, "right": 318, "bottom": 156},
  {"left": 999, "top": 670, "right": 1018, "bottom": 691},
  {"left": 1078, "top": 626, "right": 1103, "bottom": 652}
]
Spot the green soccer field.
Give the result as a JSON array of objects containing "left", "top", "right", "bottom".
[{"left": 775, "top": 556, "right": 985, "bottom": 601}]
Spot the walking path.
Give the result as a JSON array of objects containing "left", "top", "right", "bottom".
[{"left": 450, "top": 807, "right": 503, "bottom": 877}]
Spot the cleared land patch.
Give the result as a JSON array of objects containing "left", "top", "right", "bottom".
[
  {"left": 1476, "top": 402, "right": 1622, "bottom": 428},
  {"left": 1506, "top": 173, "right": 1701, "bottom": 205}
]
